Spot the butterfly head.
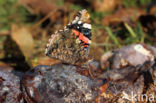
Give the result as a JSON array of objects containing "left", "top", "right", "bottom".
[
  {"left": 67, "top": 9, "right": 92, "bottom": 41},
  {"left": 72, "top": 9, "right": 90, "bottom": 24}
]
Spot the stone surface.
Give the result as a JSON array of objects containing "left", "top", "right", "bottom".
[
  {"left": 101, "top": 43, "right": 156, "bottom": 69},
  {"left": 22, "top": 64, "right": 98, "bottom": 103},
  {"left": 0, "top": 67, "right": 23, "bottom": 103}
]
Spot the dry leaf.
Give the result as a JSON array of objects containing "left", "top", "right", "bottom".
[
  {"left": 92, "top": 0, "right": 121, "bottom": 12},
  {"left": 11, "top": 24, "right": 34, "bottom": 58}
]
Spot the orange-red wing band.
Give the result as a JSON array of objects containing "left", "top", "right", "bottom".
[
  {"left": 72, "top": 29, "right": 89, "bottom": 44},
  {"left": 72, "top": 29, "right": 80, "bottom": 36},
  {"left": 79, "top": 33, "right": 89, "bottom": 44}
]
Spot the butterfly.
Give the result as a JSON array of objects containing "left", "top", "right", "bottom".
[{"left": 45, "top": 9, "right": 92, "bottom": 65}]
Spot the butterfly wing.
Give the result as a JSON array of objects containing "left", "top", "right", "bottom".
[
  {"left": 45, "top": 28, "right": 90, "bottom": 65},
  {"left": 45, "top": 9, "right": 92, "bottom": 65}
]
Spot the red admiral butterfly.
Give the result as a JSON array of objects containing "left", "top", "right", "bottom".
[{"left": 45, "top": 9, "right": 92, "bottom": 65}]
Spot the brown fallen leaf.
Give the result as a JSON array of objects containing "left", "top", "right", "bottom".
[
  {"left": 11, "top": 24, "right": 34, "bottom": 58},
  {"left": 32, "top": 57, "right": 60, "bottom": 66},
  {"left": 149, "top": 4, "right": 156, "bottom": 15},
  {"left": 92, "top": 0, "right": 121, "bottom": 12},
  {"left": 18, "top": 0, "right": 67, "bottom": 23},
  {"left": 102, "top": 8, "right": 145, "bottom": 26}
]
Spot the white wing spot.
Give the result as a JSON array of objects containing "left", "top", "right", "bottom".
[
  {"left": 83, "top": 23, "right": 91, "bottom": 29},
  {"left": 78, "top": 21, "right": 82, "bottom": 24}
]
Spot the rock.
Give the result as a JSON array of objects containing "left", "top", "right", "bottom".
[
  {"left": 22, "top": 64, "right": 99, "bottom": 103},
  {"left": 101, "top": 43, "right": 156, "bottom": 69},
  {"left": 0, "top": 67, "right": 23, "bottom": 103},
  {"left": 97, "top": 61, "right": 155, "bottom": 102},
  {"left": 96, "top": 75, "right": 144, "bottom": 103}
]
